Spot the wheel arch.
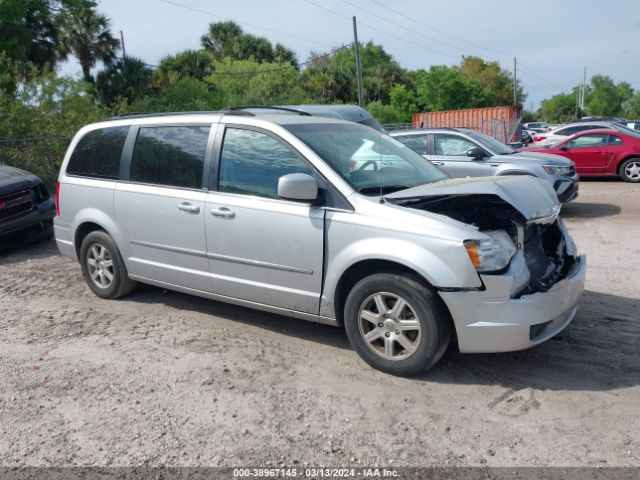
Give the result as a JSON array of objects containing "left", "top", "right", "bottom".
[
  {"left": 74, "top": 221, "right": 107, "bottom": 259},
  {"left": 616, "top": 155, "right": 640, "bottom": 174},
  {"left": 331, "top": 259, "right": 457, "bottom": 344},
  {"left": 71, "top": 209, "right": 129, "bottom": 268}
]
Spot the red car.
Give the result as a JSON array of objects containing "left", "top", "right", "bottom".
[{"left": 525, "top": 129, "right": 640, "bottom": 182}]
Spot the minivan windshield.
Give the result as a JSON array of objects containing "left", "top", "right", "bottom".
[
  {"left": 285, "top": 123, "right": 449, "bottom": 195},
  {"left": 462, "top": 129, "right": 516, "bottom": 155}
]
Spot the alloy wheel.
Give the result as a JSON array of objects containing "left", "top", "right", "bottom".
[
  {"left": 358, "top": 292, "right": 422, "bottom": 361},
  {"left": 86, "top": 243, "right": 114, "bottom": 289},
  {"left": 624, "top": 161, "right": 640, "bottom": 181}
]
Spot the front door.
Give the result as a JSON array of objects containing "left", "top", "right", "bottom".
[
  {"left": 561, "top": 132, "right": 610, "bottom": 173},
  {"left": 427, "top": 133, "right": 491, "bottom": 178},
  {"left": 205, "top": 125, "right": 325, "bottom": 314},
  {"left": 114, "top": 124, "right": 212, "bottom": 291}
]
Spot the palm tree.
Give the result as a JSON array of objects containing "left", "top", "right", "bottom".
[{"left": 57, "top": 6, "right": 120, "bottom": 82}]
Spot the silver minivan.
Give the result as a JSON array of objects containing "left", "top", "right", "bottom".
[{"left": 54, "top": 112, "right": 586, "bottom": 376}]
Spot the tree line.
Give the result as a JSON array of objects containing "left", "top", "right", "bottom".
[{"left": 1, "top": 0, "right": 639, "bottom": 155}]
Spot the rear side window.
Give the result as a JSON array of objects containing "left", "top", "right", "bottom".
[
  {"left": 395, "top": 135, "right": 427, "bottom": 155},
  {"left": 567, "top": 133, "right": 609, "bottom": 148},
  {"left": 130, "top": 126, "right": 210, "bottom": 189},
  {"left": 219, "top": 127, "right": 314, "bottom": 199},
  {"left": 66, "top": 126, "right": 128, "bottom": 179},
  {"left": 608, "top": 135, "right": 623, "bottom": 146}
]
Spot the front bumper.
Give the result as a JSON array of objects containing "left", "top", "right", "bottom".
[
  {"left": 555, "top": 175, "right": 579, "bottom": 203},
  {"left": 439, "top": 254, "right": 586, "bottom": 354},
  {"left": 0, "top": 197, "right": 55, "bottom": 238}
]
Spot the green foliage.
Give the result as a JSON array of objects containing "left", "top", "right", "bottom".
[
  {"left": 6, "top": 4, "right": 640, "bottom": 187},
  {"left": 208, "top": 58, "right": 307, "bottom": 106},
  {"left": 0, "top": 0, "right": 59, "bottom": 85},
  {"left": 56, "top": 1, "right": 120, "bottom": 81},
  {"left": 366, "top": 84, "right": 418, "bottom": 123},
  {"left": 95, "top": 56, "right": 153, "bottom": 108},
  {"left": 586, "top": 75, "right": 633, "bottom": 117},
  {"left": 201, "top": 21, "right": 298, "bottom": 68},
  {"left": 302, "top": 42, "right": 408, "bottom": 105},
  {"left": 460, "top": 56, "right": 525, "bottom": 105},
  {"left": 538, "top": 89, "right": 578, "bottom": 123},
  {"left": 415, "top": 65, "right": 491, "bottom": 111},
  {"left": 0, "top": 74, "right": 106, "bottom": 186},
  {"left": 623, "top": 92, "right": 640, "bottom": 119},
  {"left": 157, "top": 50, "right": 213, "bottom": 81},
  {"left": 538, "top": 75, "right": 635, "bottom": 122}
]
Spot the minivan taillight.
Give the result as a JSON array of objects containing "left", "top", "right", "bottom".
[{"left": 55, "top": 181, "right": 60, "bottom": 216}]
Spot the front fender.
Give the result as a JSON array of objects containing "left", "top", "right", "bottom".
[{"left": 319, "top": 234, "right": 481, "bottom": 318}]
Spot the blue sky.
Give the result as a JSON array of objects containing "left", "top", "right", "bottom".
[{"left": 62, "top": 0, "right": 640, "bottom": 110}]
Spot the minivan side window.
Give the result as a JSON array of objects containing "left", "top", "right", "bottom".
[
  {"left": 66, "top": 126, "right": 128, "bottom": 179},
  {"left": 218, "top": 127, "right": 314, "bottom": 199},
  {"left": 129, "top": 126, "right": 210, "bottom": 189}
]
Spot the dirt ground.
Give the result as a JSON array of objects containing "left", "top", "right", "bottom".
[{"left": 0, "top": 179, "right": 638, "bottom": 468}]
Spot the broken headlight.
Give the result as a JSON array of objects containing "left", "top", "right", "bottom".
[{"left": 464, "top": 230, "right": 517, "bottom": 273}]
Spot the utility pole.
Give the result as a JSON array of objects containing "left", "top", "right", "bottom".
[
  {"left": 580, "top": 66, "right": 587, "bottom": 110},
  {"left": 513, "top": 57, "right": 517, "bottom": 106},
  {"left": 120, "top": 30, "right": 126, "bottom": 58},
  {"left": 352, "top": 16, "right": 364, "bottom": 108}
]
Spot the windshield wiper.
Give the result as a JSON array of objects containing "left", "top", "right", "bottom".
[{"left": 358, "top": 185, "right": 408, "bottom": 195}]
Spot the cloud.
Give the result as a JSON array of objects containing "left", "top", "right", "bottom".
[{"left": 634, "top": 21, "right": 640, "bottom": 31}]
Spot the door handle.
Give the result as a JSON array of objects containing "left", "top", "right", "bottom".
[
  {"left": 177, "top": 202, "right": 200, "bottom": 213},
  {"left": 210, "top": 207, "right": 236, "bottom": 219},
  {"left": 432, "top": 161, "right": 445, "bottom": 166}
]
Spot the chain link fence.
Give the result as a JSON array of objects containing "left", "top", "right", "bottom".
[{"left": 0, "top": 137, "right": 71, "bottom": 190}]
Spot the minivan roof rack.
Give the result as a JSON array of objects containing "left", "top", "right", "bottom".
[
  {"left": 109, "top": 111, "right": 220, "bottom": 120},
  {"left": 224, "top": 105, "right": 312, "bottom": 116}
]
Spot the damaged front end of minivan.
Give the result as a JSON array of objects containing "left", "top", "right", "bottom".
[{"left": 386, "top": 176, "right": 586, "bottom": 353}]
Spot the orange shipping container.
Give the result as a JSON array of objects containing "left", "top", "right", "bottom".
[{"left": 412, "top": 106, "right": 521, "bottom": 143}]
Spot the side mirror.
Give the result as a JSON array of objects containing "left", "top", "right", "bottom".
[
  {"left": 558, "top": 145, "right": 569, "bottom": 151},
  {"left": 466, "top": 147, "right": 486, "bottom": 159},
  {"left": 277, "top": 173, "right": 319, "bottom": 202}
]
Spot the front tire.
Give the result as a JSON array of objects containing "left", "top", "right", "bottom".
[
  {"left": 79, "top": 230, "right": 136, "bottom": 299},
  {"left": 619, "top": 158, "right": 640, "bottom": 182},
  {"left": 344, "top": 273, "right": 451, "bottom": 376}
]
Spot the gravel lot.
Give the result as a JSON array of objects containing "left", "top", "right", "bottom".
[{"left": 0, "top": 179, "right": 638, "bottom": 467}]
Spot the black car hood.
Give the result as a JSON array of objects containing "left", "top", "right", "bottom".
[{"left": 0, "top": 165, "right": 42, "bottom": 195}]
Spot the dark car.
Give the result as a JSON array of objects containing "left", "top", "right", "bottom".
[
  {"left": 232, "top": 104, "right": 386, "bottom": 131},
  {"left": 0, "top": 165, "right": 56, "bottom": 247}
]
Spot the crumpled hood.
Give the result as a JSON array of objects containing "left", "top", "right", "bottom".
[
  {"left": 499, "top": 151, "right": 573, "bottom": 166},
  {"left": 385, "top": 176, "right": 561, "bottom": 221},
  {"left": 0, "top": 165, "right": 42, "bottom": 195}
]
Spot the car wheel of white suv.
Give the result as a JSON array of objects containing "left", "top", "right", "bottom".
[
  {"left": 80, "top": 230, "right": 137, "bottom": 299},
  {"left": 344, "top": 273, "right": 451, "bottom": 376}
]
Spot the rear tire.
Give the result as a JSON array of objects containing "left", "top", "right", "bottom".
[
  {"left": 344, "top": 273, "right": 451, "bottom": 376},
  {"left": 619, "top": 158, "right": 640, "bottom": 182},
  {"left": 79, "top": 230, "right": 136, "bottom": 299}
]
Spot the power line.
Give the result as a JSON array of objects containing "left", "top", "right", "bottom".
[
  {"left": 157, "top": 0, "right": 332, "bottom": 48},
  {"left": 300, "top": 0, "right": 457, "bottom": 59},
  {"left": 339, "top": 0, "right": 466, "bottom": 56},
  {"left": 367, "top": 0, "right": 508, "bottom": 58},
  {"left": 518, "top": 64, "right": 567, "bottom": 92}
]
